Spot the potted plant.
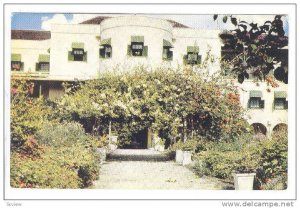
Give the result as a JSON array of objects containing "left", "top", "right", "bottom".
[
  {"left": 181, "top": 140, "right": 197, "bottom": 166},
  {"left": 154, "top": 138, "right": 165, "bottom": 152},
  {"left": 173, "top": 141, "right": 184, "bottom": 164},
  {"left": 233, "top": 150, "right": 258, "bottom": 190},
  {"left": 173, "top": 139, "right": 197, "bottom": 165},
  {"left": 96, "top": 135, "right": 109, "bottom": 163}
]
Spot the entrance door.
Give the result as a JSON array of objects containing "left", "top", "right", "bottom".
[{"left": 131, "top": 129, "right": 148, "bottom": 149}]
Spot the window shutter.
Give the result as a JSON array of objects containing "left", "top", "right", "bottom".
[
  {"left": 259, "top": 100, "right": 265, "bottom": 109},
  {"left": 142, "top": 46, "right": 148, "bottom": 57},
  {"left": 83, "top": 52, "right": 87, "bottom": 62},
  {"left": 197, "top": 55, "right": 202, "bottom": 64},
  {"left": 100, "top": 48, "right": 105, "bottom": 58},
  {"left": 183, "top": 55, "right": 188, "bottom": 65},
  {"left": 36, "top": 63, "right": 40, "bottom": 71},
  {"left": 127, "top": 45, "right": 132, "bottom": 56},
  {"left": 284, "top": 100, "right": 288, "bottom": 109},
  {"left": 21, "top": 63, "right": 24, "bottom": 71},
  {"left": 68, "top": 51, "right": 74, "bottom": 61}
]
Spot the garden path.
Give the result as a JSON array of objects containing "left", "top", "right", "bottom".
[{"left": 92, "top": 149, "right": 232, "bottom": 190}]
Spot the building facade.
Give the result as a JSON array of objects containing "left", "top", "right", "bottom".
[{"left": 11, "top": 15, "right": 288, "bottom": 137}]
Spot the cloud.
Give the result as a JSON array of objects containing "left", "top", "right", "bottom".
[
  {"left": 41, "top": 13, "right": 288, "bottom": 35},
  {"left": 41, "top": 14, "right": 70, "bottom": 30}
]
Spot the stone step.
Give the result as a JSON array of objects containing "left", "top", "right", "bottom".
[{"left": 107, "top": 149, "right": 174, "bottom": 161}]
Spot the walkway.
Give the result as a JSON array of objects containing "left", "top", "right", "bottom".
[{"left": 92, "top": 149, "right": 233, "bottom": 190}]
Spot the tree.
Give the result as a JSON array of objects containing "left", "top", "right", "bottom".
[{"left": 216, "top": 15, "right": 288, "bottom": 84}]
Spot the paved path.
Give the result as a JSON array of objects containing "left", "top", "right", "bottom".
[{"left": 93, "top": 160, "right": 232, "bottom": 190}]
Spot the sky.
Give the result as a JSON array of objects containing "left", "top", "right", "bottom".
[{"left": 11, "top": 13, "right": 289, "bottom": 35}]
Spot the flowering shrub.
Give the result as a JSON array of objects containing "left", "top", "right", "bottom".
[{"left": 59, "top": 68, "right": 249, "bottom": 147}]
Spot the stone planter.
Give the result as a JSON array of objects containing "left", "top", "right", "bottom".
[
  {"left": 96, "top": 148, "right": 107, "bottom": 163},
  {"left": 108, "top": 135, "right": 118, "bottom": 151},
  {"left": 182, "top": 151, "right": 192, "bottom": 166},
  {"left": 175, "top": 150, "right": 183, "bottom": 164},
  {"left": 234, "top": 173, "right": 256, "bottom": 190}
]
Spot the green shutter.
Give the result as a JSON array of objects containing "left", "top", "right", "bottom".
[
  {"left": 83, "top": 52, "right": 87, "bottom": 62},
  {"left": 11, "top": 54, "right": 21, "bottom": 61},
  {"left": 36, "top": 63, "right": 40, "bottom": 71},
  {"left": 187, "top": 46, "right": 199, "bottom": 53},
  {"left": 72, "top": 42, "right": 84, "bottom": 49},
  {"left": 38, "top": 54, "right": 50, "bottom": 62},
  {"left": 274, "top": 91, "right": 287, "bottom": 98},
  {"left": 142, "top": 46, "right": 148, "bottom": 57},
  {"left": 131, "top": 36, "right": 144, "bottom": 43},
  {"left": 197, "top": 55, "right": 202, "bottom": 64},
  {"left": 100, "top": 38, "right": 111, "bottom": 46},
  {"left": 163, "top": 39, "right": 173, "bottom": 47},
  {"left": 259, "top": 100, "right": 265, "bottom": 109},
  {"left": 127, "top": 45, "right": 132, "bottom": 56},
  {"left": 249, "top": 90, "right": 262, "bottom": 98},
  {"left": 68, "top": 51, "right": 74, "bottom": 61},
  {"left": 183, "top": 55, "right": 188, "bottom": 65},
  {"left": 284, "top": 101, "right": 288, "bottom": 109}
]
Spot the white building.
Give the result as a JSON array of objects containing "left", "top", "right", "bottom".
[{"left": 11, "top": 15, "right": 288, "bottom": 137}]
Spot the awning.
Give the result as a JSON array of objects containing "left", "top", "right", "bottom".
[
  {"left": 11, "top": 54, "right": 21, "bottom": 61},
  {"left": 100, "top": 38, "right": 111, "bottom": 46},
  {"left": 249, "top": 90, "right": 262, "bottom": 98},
  {"left": 38, "top": 54, "right": 50, "bottom": 62},
  {"left": 187, "top": 46, "right": 199, "bottom": 53},
  {"left": 163, "top": 39, "right": 173, "bottom": 47},
  {"left": 72, "top": 42, "right": 84, "bottom": 49},
  {"left": 131, "top": 36, "right": 144, "bottom": 43},
  {"left": 274, "top": 91, "right": 287, "bottom": 98}
]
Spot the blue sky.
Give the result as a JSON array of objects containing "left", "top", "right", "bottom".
[
  {"left": 11, "top": 13, "right": 288, "bottom": 36},
  {"left": 11, "top": 13, "right": 73, "bottom": 30}
]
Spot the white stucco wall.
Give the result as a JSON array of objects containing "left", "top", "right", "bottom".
[
  {"left": 49, "top": 24, "right": 100, "bottom": 80},
  {"left": 99, "top": 16, "right": 174, "bottom": 72},
  {"left": 11, "top": 39, "right": 50, "bottom": 73},
  {"left": 172, "top": 28, "right": 222, "bottom": 73},
  {"left": 236, "top": 80, "right": 288, "bottom": 135}
]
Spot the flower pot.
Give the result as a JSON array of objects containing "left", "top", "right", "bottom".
[
  {"left": 182, "top": 151, "right": 192, "bottom": 166},
  {"left": 96, "top": 148, "right": 107, "bottom": 163},
  {"left": 175, "top": 150, "right": 183, "bottom": 164},
  {"left": 108, "top": 135, "right": 118, "bottom": 151},
  {"left": 234, "top": 173, "right": 256, "bottom": 190}
]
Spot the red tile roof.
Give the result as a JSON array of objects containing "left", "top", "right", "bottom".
[{"left": 11, "top": 30, "right": 51, "bottom": 40}]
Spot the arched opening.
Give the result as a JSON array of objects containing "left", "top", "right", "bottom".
[
  {"left": 251, "top": 123, "right": 267, "bottom": 135},
  {"left": 272, "top": 123, "right": 288, "bottom": 134}
]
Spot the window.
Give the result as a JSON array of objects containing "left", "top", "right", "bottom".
[
  {"left": 11, "top": 54, "right": 23, "bottom": 71},
  {"left": 248, "top": 90, "right": 264, "bottom": 109},
  {"left": 274, "top": 98, "right": 286, "bottom": 110},
  {"left": 184, "top": 46, "right": 201, "bottom": 65},
  {"left": 38, "top": 62, "right": 50, "bottom": 71},
  {"left": 162, "top": 39, "right": 173, "bottom": 61},
  {"left": 100, "top": 46, "right": 112, "bottom": 58},
  {"left": 100, "top": 38, "right": 112, "bottom": 59},
  {"left": 274, "top": 91, "right": 288, "bottom": 110},
  {"left": 68, "top": 42, "right": 87, "bottom": 62},
  {"left": 11, "top": 61, "right": 22, "bottom": 71},
  {"left": 249, "top": 98, "right": 261, "bottom": 108},
  {"left": 131, "top": 42, "right": 144, "bottom": 56},
  {"left": 127, "top": 36, "right": 148, "bottom": 57},
  {"left": 36, "top": 54, "right": 50, "bottom": 71},
  {"left": 72, "top": 48, "right": 84, "bottom": 61}
]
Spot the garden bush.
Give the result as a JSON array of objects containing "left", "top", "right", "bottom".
[
  {"left": 10, "top": 151, "right": 80, "bottom": 188},
  {"left": 35, "top": 122, "right": 100, "bottom": 188},
  {"left": 58, "top": 68, "right": 250, "bottom": 147},
  {"left": 254, "top": 128, "right": 288, "bottom": 189}
]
